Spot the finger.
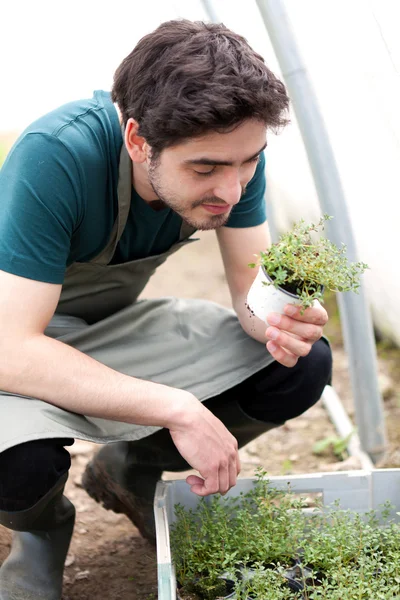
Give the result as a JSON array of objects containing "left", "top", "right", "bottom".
[
  {"left": 266, "top": 340, "right": 299, "bottom": 368},
  {"left": 191, "top": 469, "right": 220, "bottom": 497},
  {"left": 283, "top": 303, "right": 328, "bottom": 326},
  {"left": 266, "top": 312, "right": 323, "bottom": 342},
  {"left": 186, "top": 475, "right": 208, "bottom": 495},
  {"left": 236, "top": 447, "right": 241, "bottom": 477},
  {"left": 266, "top": 327, "right": 312, "bottom": 357},
  {"left": 226, "top": 441, "right": 239, "bottom": 492},
  {"left": 228, "top": 453, "right": 238, "bottom": 492},
  {"left": 218, "top": 462, "right": 230, "bottom": 495},
  {"left": 188, "top": 480, "right": 211, "bottom": 496},
  {"left": 220, "top": 433, "right": 238, "bottom": 494},
  {"left": 287, "top": 331, "right": 309, "bottom": 342},
  {"left": 186, "top": 474, "right": 204, "bottom": 487}
]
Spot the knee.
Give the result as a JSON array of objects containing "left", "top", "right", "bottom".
[
  {"left": 246, "top": 339, "right": 332, "bottom": 424},
  {"left": 306, "top": 338, "right": 333, "bottom": 389},
  {"left": 302, "top": 336, "right": 332, "bottom": 377},
  {"left": 283, "top": 338, "right": 333, "bottom": 420},
  {"left": 0, "top": 438, "right": 73, "bottom": 513}
]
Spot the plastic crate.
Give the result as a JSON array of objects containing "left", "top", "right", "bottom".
[{"left": 154, "top": 469, "right": 400, "bottom": 600}]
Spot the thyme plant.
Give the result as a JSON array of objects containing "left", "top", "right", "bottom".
[
  {"left": 249, "top": 215, "right": 369, "bottom": 311},
  {"left": 171, "top": 469, "right": 400, "bottom": 599}
]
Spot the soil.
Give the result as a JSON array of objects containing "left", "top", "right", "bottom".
[
  {"left": 262, "top": 266, "right": 303, "bottom": 298},
  {"left": 0, "top": 230, "right": 399, "bottom": 600},
  {"left": 263, "top": 265, "right": 322, "bottom": 299}
]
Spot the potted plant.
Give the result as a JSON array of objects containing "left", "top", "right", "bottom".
[
  {"left": 169, "top": 469, "right": 400, "bottom": 600},
  {"left": 246, "top": 215, "right": 368, "bottom": 319}
]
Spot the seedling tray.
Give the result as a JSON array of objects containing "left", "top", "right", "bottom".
[{"left": 154, "top": 469, "right": 400, "bottom": 600}]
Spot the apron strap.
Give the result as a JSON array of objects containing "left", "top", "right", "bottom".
[
  {"left": 92, "top": 141, "right": 133, "bottom": 266},
  {"left": 179, "top": 220, "right": 197, "bottom": 241},
  {"left": 91, "top": 134, "right": 196, "bottom": 265}
]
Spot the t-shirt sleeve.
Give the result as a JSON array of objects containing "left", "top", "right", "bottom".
[
  {"left": 224, "top": 151, "right": 267, "bottom": 228},
  {"left": 0, "top": 132, "right": 83, "bottom": 283}
]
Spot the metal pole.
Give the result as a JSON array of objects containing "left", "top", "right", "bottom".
[
  {"left": 256, "top": 0, "right": 386, "bottom": 462},
  {"left": 322, "top": 386, "right": 374, "bottom": 471}
]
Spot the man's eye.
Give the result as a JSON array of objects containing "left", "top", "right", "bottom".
[{"left": 194, "top": 168, "right": 215, "bottom": 177}]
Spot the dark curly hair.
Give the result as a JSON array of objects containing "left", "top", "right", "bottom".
[{"left": 112, "top": 19, "right": 289, "bottom": 156}]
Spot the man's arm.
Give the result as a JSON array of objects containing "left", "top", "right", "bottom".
[
  {"left": 217, "top": 223, "right": 328, "bottom": 367},
  {"left": 217, "top": 221, "right": 273, "bottom": 343},
  {"left": 0, "top": 269, "right": 240, "bottom": 496}
]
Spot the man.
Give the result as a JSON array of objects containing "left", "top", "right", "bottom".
[{"left": 0, "top": 19, "right": 331, "bottom": 600}]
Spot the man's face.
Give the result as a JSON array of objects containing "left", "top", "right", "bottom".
[{"left": 145, "top": 120, "right": 267, "bottom": 230}]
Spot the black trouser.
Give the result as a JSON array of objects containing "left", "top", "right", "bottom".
[{"left": 0, "top": 339, "right": 332, "bottom": 513}]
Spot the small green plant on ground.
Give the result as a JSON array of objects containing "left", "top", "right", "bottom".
[
  {"left": 249, "top": 215, "right": 369, "bottom": 311},
  {"left": 312, "top": 430, "right": 354, "bottom": 461},
  {"left": 171, "top": 469, "right": 400, "bottom": 599}
]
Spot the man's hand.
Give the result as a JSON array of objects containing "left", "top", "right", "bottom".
[
  {"left": 265, "top": 301, "right": 328, "bottom": 367},
  {"left": 169, "top": 402, "right": 241, "bottom": 497}
]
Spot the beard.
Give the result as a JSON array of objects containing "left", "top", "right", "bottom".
[{"left": 147, "top": 161, "right": 245, "bottom": 231}]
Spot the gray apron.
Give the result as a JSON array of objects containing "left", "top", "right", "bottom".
[{"left": 0, "top": 145, "right": 274, "bottom": 453}]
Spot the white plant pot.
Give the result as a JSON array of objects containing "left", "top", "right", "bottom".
[{"left": 246, "top": 266, "right": 302, "bottom": 322}]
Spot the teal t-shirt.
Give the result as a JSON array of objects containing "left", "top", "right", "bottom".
[{"left": 0, "top": 90, "right": 267, "bottom": 284}]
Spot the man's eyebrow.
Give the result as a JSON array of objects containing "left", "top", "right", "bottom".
[{"left": 183, "top": 142, "right": 267, "bottom": 167}]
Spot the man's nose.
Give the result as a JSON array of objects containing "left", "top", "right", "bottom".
[{"left": 213, "top": 173, "right": 242, "bottom": 207}]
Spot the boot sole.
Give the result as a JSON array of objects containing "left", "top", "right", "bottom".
[{"left": 81, "top": 461, "right": 156, "bottom": 545}]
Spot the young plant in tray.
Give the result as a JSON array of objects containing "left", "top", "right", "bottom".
[
  {"left": 170, "top": 469, "right": 400, "bottom": 600},
  {"left": 246, "top": 215, "right": 369, "bottom": 318}
]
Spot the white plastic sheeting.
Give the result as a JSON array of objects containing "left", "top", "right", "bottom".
[
  {"left": 257, "top": 1, "right": 400, "bottom": 346},
  {"left": 0, "top": 0, "right": 210, "bottom": 131},
  {"left": 2, "top": 0, "right": 399, "bottom": 343},
  {"left": 201, "top": 0, "right": 400, "bottom": 345}
]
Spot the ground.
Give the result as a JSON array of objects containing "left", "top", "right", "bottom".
[{"left": 0, "top": 231, "right": 399, "bottom": 600}]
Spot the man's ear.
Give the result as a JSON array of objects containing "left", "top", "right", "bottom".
[{"left": 124, "top": 118, "right": 150, "bottom": 164}]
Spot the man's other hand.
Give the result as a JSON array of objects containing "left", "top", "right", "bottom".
[
  {"left": 265, "top": 301, "right": 328, "bottom": 368},
  {"left": 169, "top": 402, "right": 240, "bottom": 497}
]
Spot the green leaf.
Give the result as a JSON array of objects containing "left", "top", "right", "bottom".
[
  {"left": 249, "top": 215, "right": 368, "bottom": 311},
  {"left": 313, "top": 436, "right": 337, "bottom": 455}
]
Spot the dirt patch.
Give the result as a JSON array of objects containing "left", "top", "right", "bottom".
[{"left": 0, "top": 232, "right": 399, "bottom": 600}]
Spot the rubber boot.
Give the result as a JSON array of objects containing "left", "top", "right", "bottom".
[
  {"left": 0, "top": 473, "right": 75, "bottom": 600},
  {"left": 82, "top": 399, "right": 278, "bottom": 544}
]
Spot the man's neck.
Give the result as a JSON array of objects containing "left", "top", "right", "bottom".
[
  {"left": 114, "top": 103, "right": 160, "bottom": 204},
  {"left": 132, "top": 162, "right": 159, "bottom": 203}
]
